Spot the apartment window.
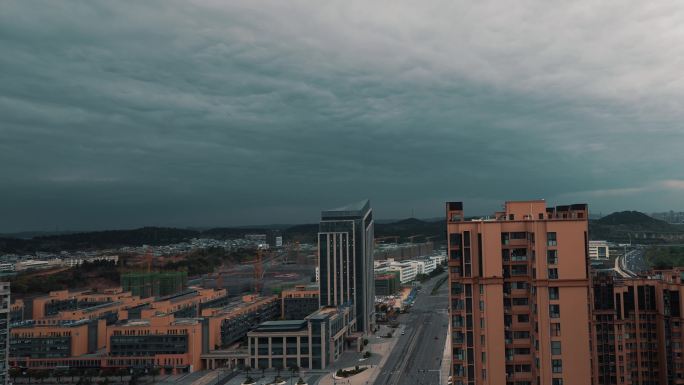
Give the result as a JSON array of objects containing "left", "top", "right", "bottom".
[
  {"left": 550, "top": 305, "right": 560, "bottom": 318},
  {"left": 517, "top": 314, "right": 529, "bottom": 323},
  {"left": 552, "top": 359, "right": 563, "bottom": 373},
  {"left": 547, "top": 250, "right": 558, "bottom": 265},
  {"left": 512, "top": 298, "right": 528, "bottom": 306},
  {"left": 552, "top": 379, "right": 563, "bottom": 385},
  {"left": 551, "top": 341, "right": 562, "bottom": 355},
  {"left": 548, "top": 268, "right": 559, "bottom": 280},
  {"left": 551, "top": 323, "right": 561, "bottom": 336},
  {"left": 547, "top": 232, "right": 557, "bottom": 246},
  {"left": 549, "top": 287, "right": 559, "bottom": 300}
]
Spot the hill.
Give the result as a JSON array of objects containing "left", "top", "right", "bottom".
[
  {"left": 0, "top": 218, "right": 446, "bottom": 253},
  {"left": 590, "top": 211, "right": 684, "bottom": 243}
]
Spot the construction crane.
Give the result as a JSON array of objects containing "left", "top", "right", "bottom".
[
  {"left": 253, "top": 248, "right": 264, "bottom": 294},
  {"left": 295, "top": 241, "right": 304, "bottom": 265},
  {"left": 144, "top": 248, "right": 153, "bottom": 272},
  {"left": 375, "top": 236, "right": 400, "bottom": 245},
  {"left": 407, "top": 234, "right": 424, "bottom": 243}
]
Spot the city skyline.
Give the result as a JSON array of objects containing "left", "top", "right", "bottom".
[{"left": 2, "top": 1, "right": 684, "bottom": 232}]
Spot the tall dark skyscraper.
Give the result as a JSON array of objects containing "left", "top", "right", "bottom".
[{"left": 318, "top": 200, "right": 375, "bottom": 333}]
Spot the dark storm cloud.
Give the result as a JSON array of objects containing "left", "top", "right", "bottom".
[{"left": 2, "top": 0, "right": 684, "bottom": 231}]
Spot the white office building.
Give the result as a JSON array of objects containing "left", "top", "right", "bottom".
[{"left": 589, "top": 240, "right": 610, "bottom": 259}]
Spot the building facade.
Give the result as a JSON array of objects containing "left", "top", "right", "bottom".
[
  {"left": 319, "top": 200, "right": 374, "bottom": 333},
  {"left": 375, "top": 273, "right": 400, "bottom": 296},
  {"left": 591, "top": 270, "right": 684, "bottom": 385},
  {"left": 0, "top": 283, "right": 9, "bottom": 385},
  {"left": 121, "top": 271, "right": 188, "bottom": 299},
  {"left": 589, "top": 241, "right": 610, "bottom": 260},
  {"left": 280, "top": 286, "right": 320, "bottom": 321},
  {"left": 447, "top": 200, "right": 592, "bottom": 385},
  {"left": 247, "top": 306, "right": 356, "bottom": 370}
]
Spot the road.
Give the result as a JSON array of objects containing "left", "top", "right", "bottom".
[
  {"left": 374, "top": 275, "right": 449, "bottom": 385},
  {"left": 614, "top": 247, "right": 649, "bottom": 277}
]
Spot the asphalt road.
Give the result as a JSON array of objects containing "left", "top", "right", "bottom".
[
  {"left": 624, "top": 248, "right": 649, "bottom": 273},
  {"left": 374, "top": 275, "right": 449, "bottom": 385},
  {"left": 615, "top": 247, "right": 650, "bottom": 277}
]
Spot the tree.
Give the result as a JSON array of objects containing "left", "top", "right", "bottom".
[
  {"left": 54, "top": 368, "right": 69, "bottom": 383},
  {"left": 33, "top": 370, "right": 49, "bottom": 384},
  {"left": 116, "top": 368, "right": 128, "bottom": 383},
  {"left": 9, "top": 368, "right": 21, "bottom": 383},
  {"left": 150, "top": 367, "right": 160, "bottom": 382},
  {"left": 363, "top": 351, "right": 371, "bottom": 359},
  {"left": 68, "top": 368, "right": 81, "bottom": 383}
]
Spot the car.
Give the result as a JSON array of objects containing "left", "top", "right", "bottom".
[{"left": 401, "top": 331, "right": 405, "bottom": 335}]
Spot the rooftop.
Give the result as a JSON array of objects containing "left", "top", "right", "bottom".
[
  {"left": 252, "top": 320, "right": 308, "bottom": 332},
  {"left": 321, "top": 199, "right": 371, "bottom": 219}
]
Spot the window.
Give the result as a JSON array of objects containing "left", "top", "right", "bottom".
[
  {"left": 547, "top": 232, "right": 557, "bottom": 246},
  {"left": 551, "top": 341, "right": 561, "bottom": 355},
  {"left": 549, "top": 287, "right": 559, "bottom": 300},
  {"left": 550, "top": 305, "right": 560, "bottom": 318},
  {"left": 512, "top": 298, "right": 528, "bottom": 306},
  {"left": 547, "top": 250, "right": 558, "bottom": 265},
  {"left": 551, "top": 323, "right": 561, "bottom": 336},
  {"left": 552, "top": 379, "right": 564, "bottom": 385},
  {"left": 517, "top": 314, "right": 529, "bottom": 323},
  {"left": 552, "top": 359, "right": 562, "bottom": 373},
  {"left": 548, "top": 268, "right": 559, "bottom": 279}
]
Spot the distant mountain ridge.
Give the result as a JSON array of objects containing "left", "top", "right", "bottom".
[
  {"left": 0, "top": 218, "right": 446, "bottom": 253},
  {"left": 590, "top": 210, "right": 684, "bottom": 243},
  {"left": 7, "top": 209, "right": 679, "bottom": 253}
]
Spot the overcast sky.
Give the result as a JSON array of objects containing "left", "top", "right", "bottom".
[{"left": 2, "top": 1, "right": 684, "bottom": 232}]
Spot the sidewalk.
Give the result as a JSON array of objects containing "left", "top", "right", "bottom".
[{"left": 315, "top": 325, "right": 401, "bottom": 385}]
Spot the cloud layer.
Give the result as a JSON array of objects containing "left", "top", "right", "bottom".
[{"left": 1, "top": 1, "right": 684, "bottom": 231}]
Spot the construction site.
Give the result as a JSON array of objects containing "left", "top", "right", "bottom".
[{"left": 199, "top": 241, "right": 318, "bottom": 296}]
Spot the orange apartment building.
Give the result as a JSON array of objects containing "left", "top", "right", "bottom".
[
  {"left": 591, "top": 269, "right": 684, "bottom": 385},
  {"left": 9, "top": 287, "right": 279, "bottom": 374},
  {"left": 447, "top": 200, "right": 592, "bottom": 385}
]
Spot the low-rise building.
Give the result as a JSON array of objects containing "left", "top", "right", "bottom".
[
  {"left": 202, "top": 294, "right": 280, "bottom": 350},
  {"left": 247, "top": 306, "right": 357, "bottom": 370},
  {"left": 589, "top": 240, "right": 610, "bottom": 259},
  {"left": 375, "top": 273, "right": 400, "bottom": 296}
]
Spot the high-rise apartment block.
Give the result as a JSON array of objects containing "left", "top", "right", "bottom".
[
  {"left": 447, "top": 200, "right": 592, "bottom": 385},
  {"left": 591, "top": 269, "right": 684, "bottom": 385},
  {"left": 0, "top": 283, "right": 9, "bottom": 385},
  {"left": 319, "top": 200, "right": 375, "bottom": 333}
]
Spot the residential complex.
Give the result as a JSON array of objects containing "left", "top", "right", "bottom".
[
  {"left": 319, "top": 200, "right": 375, "bottom": 333},
  {"left": 8, "top": 286, "right": 281, "bottom": 374},
  {"left": 447, "top": 200, "right": 592, "bottom": 385}
]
